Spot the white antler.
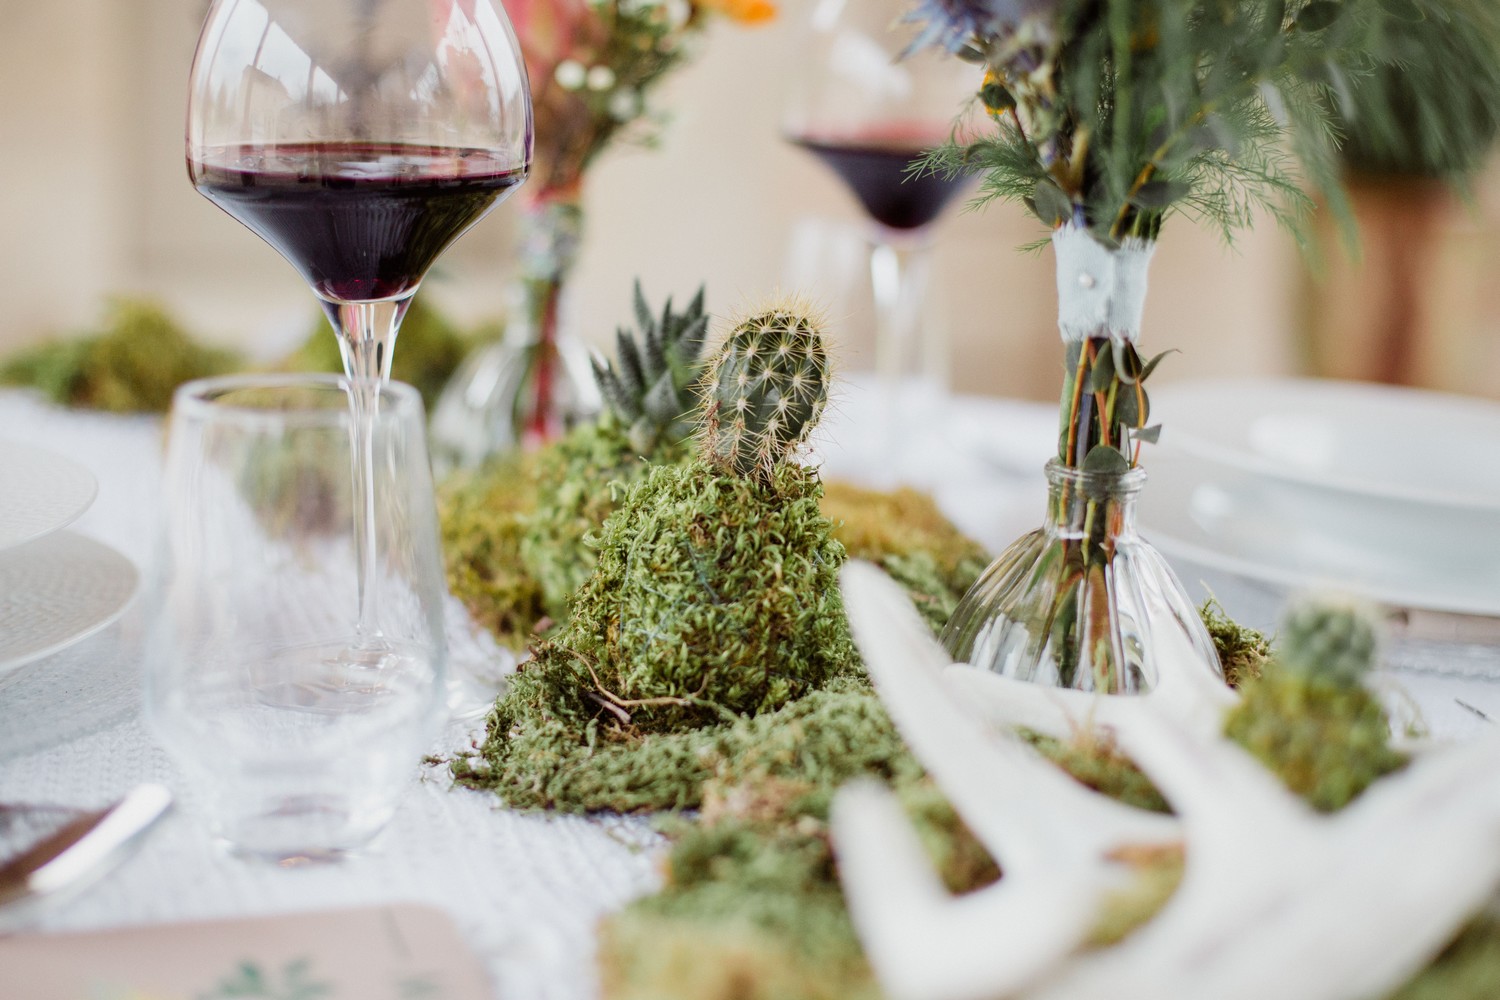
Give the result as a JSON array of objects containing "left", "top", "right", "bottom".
[
  {"left": 834, "top": 560, "right": 1500, "bottom": 1000},
  {"left": 833, "top": 561, "right": 1179, "bottom": 1000}
]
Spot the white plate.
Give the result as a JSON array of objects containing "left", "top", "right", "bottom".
[
  {"left": 0, "top": 440, "right": 98, "bottom": 551},
  {"left": 1138, "top": 447, "right": 1500, "bottom": 617},
  {"left": 1154, "top": 378, "right": 1500, "bottom": 512},
  {"left": 0, "top": 530, "right": 138, "bottom": 677}
]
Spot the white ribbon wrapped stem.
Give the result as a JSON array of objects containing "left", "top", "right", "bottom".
[{"left": 1052, "top": 224, "right": 1156, "bottom": 344}]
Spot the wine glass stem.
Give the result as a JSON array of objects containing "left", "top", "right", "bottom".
[
  {"left": 868, "top": 231, "right": 942, "bottom": 469},
  {"left": 327, "top": 295, "right": 413, "bottom": 644}
]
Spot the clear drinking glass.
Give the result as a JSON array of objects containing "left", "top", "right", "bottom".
[{"left": 145, "top": 375, "right": 447, "bottom": 862}]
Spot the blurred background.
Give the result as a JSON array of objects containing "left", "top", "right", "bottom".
[{"left": 3, "top": 0, "right": 1499, "bottom": 401}]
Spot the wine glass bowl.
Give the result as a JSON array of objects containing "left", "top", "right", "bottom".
[
  {"left": 186, "top": 0, "right": 533, "bottom": 375},
  {"left": 781, "top": 0, "right": 979, "bottom": 231},
  {"left": 146, "top": 374, "right": 448, "bottom": 862},
  {"left": 783, "top": 0, "right": 979, "bottom": 484}
]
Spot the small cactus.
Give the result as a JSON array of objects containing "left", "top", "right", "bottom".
[
  {"left": 592, "top": 281, "right": 710, "bottom": 454},
  {"left": 697, "top": 300, "right": 831, "bottom": 482},
  {"left": 1277, "top": 597, "right": 1382, "bottom": 685}
]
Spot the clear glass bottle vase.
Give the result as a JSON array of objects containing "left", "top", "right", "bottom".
[
  {"left": 941, "top": 460, "right": 1222, "bottom": 693},
  {"left": 429, "top": 196, "right": 601, "bottom": 472}
]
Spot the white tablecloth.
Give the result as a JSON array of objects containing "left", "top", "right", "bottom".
[{"left": 2, "top": 383, "right": 1497, "bottom": 999}]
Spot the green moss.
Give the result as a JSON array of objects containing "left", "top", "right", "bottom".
[
  {"left": 438, "top": 457, "right": 548, "bottom": 650},
  {"left": 1224, "top": 661, "right": 1407, "bottom": 813},
  {"left": 1027, "top": 730, "right": 1170, "bottom": 814},
  {"left": 821, "top": 481, "right": 991, "bottom": 634},
  {"left": 521, "top": 418, "right": 694, "bottom": 620},
  {"left": 600, "top": 816, "right": 879, "bottom": 1000},
  {"left": 1389, "top": 916, "right": 1500, "bottom": 1000},
  {"left": 457, "top": 663, "right": 885, "bottom": 814},
  {"left": 1201, "top": 596, "right": 1271, "bottom": 687},
  {"left": 282, "top": 297, "right": 478, "bottom": 408},
  {"left": 0, "top": 298, "right": 241, "bottom": 412},
  {"left": 598, "top": 768, "right": 996, "bottom": 1000},
  {"left": 530, "top": 459, "right": 857, "bottom": 731}
]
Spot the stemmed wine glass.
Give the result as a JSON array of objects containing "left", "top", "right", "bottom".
[
  {"left": 186, "top": 0, "right": 531, "bottom": 710},
  {"left": 782, "top": 0, "right": 978, "bottom": 477}
]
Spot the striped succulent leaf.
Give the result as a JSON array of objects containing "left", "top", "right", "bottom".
[{"left": 592, "top": 281, "right": 709, "bottom": 453}]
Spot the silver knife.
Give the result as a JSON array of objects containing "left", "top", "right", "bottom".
[{"left": 0, "top": 784, "right": 172, "bottom": 929}]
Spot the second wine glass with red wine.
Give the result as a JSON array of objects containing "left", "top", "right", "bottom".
[
  {"left": 783, "top": 0, "right": 978, "bottom": 476},
  {"left": 186, "top": 0, "right": 532, "bottom": 714}
]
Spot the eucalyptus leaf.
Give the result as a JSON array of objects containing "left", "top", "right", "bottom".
[
  {"left": 1296, "top": 1, "right": 1340, "bottom": 31},
  {"left": 1082, "top": 444, "right": 1131, "bottom": 474},
  {"left": 1140, "top": 348, "right": 1178, "bottom": 382},
  {"left": 1135, "top": 424, "right": 1163, "bottom": 445},
  {"left": 1032, "top": 179, "right": 1075, "bottom": 226},
  {"left": 1119, "top": 384, "right": 1149, "bottom": 428},
  {"left": 980, "top": 81, "right": 1017, "bottom": 112},
  {"left": 1116, "top": 388, "right": 1139, "bottom": 429},
  {"left": 1064, "top": 339, "right": 1083, "bottom": 373},
  {"left": 1129, "top": 179, "right": 1192, "bottom": 209},
  {"left": 1087, "top": 346, "right": 1116, "bottom": 392}
]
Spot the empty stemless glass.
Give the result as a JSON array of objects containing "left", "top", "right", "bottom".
[{"left": 145, "top": 375, "right": 447, "bottom": 862}]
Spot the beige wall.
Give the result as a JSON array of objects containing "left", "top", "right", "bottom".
[{"left": 1, "top": 2, "right": 1495, "bottom": 401}]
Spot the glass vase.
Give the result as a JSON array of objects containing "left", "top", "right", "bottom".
[
  {"left": 942, "top": 460, "right": 1221, "bottom": 692},
  {"left": 942, "top": 225, "right": 1223, "bottom": 693},
  {"left": 430, "top": 196, "right": 601, "bottom": 471}
]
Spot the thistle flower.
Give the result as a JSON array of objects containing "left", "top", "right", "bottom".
[{"left": 902, "top": 0, "right": 1051, "bottom": 54}]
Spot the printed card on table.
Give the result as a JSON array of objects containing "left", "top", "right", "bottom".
[{"left": 0, "top": 903, "right": 490, "bottom": 1000}]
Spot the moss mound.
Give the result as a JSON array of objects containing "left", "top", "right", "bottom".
[
  {"left": 821, "top": 481, "right": 991, "bottom": 632},
  {"left": 1224, "top": 660, "right": 1408, "bottom": 812},
  {"left": 439, "top": 456, "right": 548, "bottom": 650},
  {"left": 462, "top": 679, "right": 904, "bottom": 813},
  {"left": 1, "top": 298, "right": 241, "bottom": 412},
  {"left": 561, "top": 459, "right": 855, "bottom": 725},
  {"left": 599, "top": 770, "right": 997, "bottom": 1000},
  {"left": 521, "top": 418, "right": 694, "bottom": 620}
]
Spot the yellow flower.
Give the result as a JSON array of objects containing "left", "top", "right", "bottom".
[{"left": 696, "top": 0, "right": 776, "bottom": 25}]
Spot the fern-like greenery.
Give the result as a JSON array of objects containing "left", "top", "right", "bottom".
[{"left": 917, "top": 0, "right": 1471, "bottom": 248}]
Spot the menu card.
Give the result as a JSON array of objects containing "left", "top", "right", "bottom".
[{"left": 0, "top": 903, "right": 491, "bottom": 999}]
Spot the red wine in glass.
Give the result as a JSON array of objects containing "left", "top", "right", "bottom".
[
  {"left": 190, "top": 142, "right": 526, "bottom": 303},
  {"left": 791, "top": 133, "right": 970, "bottom": 231},
  {"left": 190, "top": 141, "right": 524, "bottom": 651}
]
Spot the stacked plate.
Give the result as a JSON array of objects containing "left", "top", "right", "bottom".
[
  {"left": 0, "top": 440, "right": 138, "bottom": 686},
  {"left": 1139, "top": 378, "right": 1500, "bottom": 628}
]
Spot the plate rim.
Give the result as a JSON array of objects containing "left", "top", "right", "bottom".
[
  {"left": 0, "top": 439, "right": 99, "bottom": 553},
  {"left": 1138, "top": 448, "right": 1500, "bottom": 618},
  {"left": 0, "top": 529, "right": 139, "bottom": 676},
  {"left": 1155, "top": 377, "right": 1500, "bottom": 513}
]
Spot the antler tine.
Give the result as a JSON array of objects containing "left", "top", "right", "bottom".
[
  {"left": 839, "top": 561, "right": 1177, "bottom": 872},
  {"left": 832, "top": 781, "right": 1102, "bottom": 1000}
]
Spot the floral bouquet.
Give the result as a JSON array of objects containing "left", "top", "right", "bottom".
[
  {"left": 914, "top": 0, "right": 1448, "bottom": 693},
  {"left": 431, "top": 0, "right": 773, "bottom": 464}
]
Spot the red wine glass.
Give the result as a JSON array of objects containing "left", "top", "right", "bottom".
[
  {"left": 782, "top": 0, "right": 978, "bottom": 476},
  {"left": 186, "top": 0, "right": 532, "bottom": 712}
]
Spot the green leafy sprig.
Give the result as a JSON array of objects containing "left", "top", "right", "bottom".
[{"left": 920, "top": 0, "right": 1455, "bottom": 249}]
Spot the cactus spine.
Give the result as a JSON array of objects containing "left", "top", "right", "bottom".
[
  {"left": 697, "top": 300, "right": 830, "bottom": 482},
  {"left": 1278, "top": 597, "right": 1381, "bottom": 685}
]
